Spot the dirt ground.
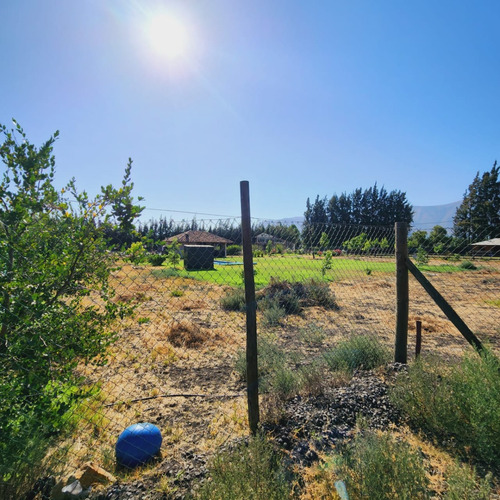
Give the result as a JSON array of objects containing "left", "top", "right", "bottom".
[{"left": 54, "top": 257, "right": 500, "bottom": 494}]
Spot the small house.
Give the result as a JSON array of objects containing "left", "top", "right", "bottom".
[{"left": 164, "top": 230, "right": 233, "bottom": 257}]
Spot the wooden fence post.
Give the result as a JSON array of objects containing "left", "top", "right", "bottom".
[
  {"left": 395, "top": 222, "right": 409, "bottom": 363},
  {"left": 240, "top": 181, "right": 259, "bottom": 434},
  {"left": 415, "top": 320, "right": 422, "bottom": 359}
]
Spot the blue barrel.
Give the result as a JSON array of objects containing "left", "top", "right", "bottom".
[{"left": 115, "top": 423, "right": 162, "bottom": 468}]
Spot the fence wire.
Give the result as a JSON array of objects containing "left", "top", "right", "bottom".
[{"left": 1, "top": 216, "right": 499, "bottom": 497}]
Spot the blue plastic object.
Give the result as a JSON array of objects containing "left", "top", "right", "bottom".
[{"left": 115, "top": 423, "right": 162, "bottom": 468}]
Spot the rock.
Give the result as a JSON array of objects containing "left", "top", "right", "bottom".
[
  {"left": 75, "top": 462, "right": 116, "bottom": 489},
  {"left": 59, "top": 479, "right": 91, "bottom": 499}
]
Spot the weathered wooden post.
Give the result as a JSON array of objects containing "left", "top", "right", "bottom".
[
  {"left": 395, "top": 222, "right": 409, "bottom": 363},
  {"left": 415, "top": 320, "right": 422, "bottom": 359},
  {"left": 240, "top": 181, "right": 259, "bottom": 434}
]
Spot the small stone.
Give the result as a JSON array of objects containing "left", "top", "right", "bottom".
[{"left": 75, "top": 461, "right": 116, "bottom": 489}]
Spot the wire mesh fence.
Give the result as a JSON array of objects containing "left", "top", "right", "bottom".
[{"left": 1, "top": 212, "right": 499, "bottom": 497}]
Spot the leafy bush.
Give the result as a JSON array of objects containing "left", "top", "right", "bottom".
[
  {"left": 258, "top": 279, "right": 302, "bottom": 314},
  {"left": 220, "top": 288, "right": 246, "bottom": 311},
  {"left": 302, "top": 279, "right": 338, "bottom": 309},
  {"left": 335, "top": 427, "right": 429, "bottom": 499},
  {"left": 125, "top": 241, "right": 147, "bottom": 264},
  {"left": 459, "top": 260, "right": 477, "bottom": 270},
  {"left": 252, "top": 245, "right": 264, "bottom": 257},
  {"left": 415, "top": 246, "right": 429, "bottom": 266},
  {"left": 391, "top": 350, "right": 500, "bottom": 466},
  {"left": 226, "top": 244, "right": 242, "bottom": 256},
  {"left": 195, "top": 435, "right": 292, "bottom": 500},
  {"left": 0, "top": 122, "right": 135, "bottom": 492},
  {"left": 444, "top": 462, "right": 492, "bottom": 499},
  {"left": 147, "top": 253, "right": 166, "bottom": 266},
  {"left": 262, "top": 303, "right": 286, "bottom": 327},
  {"left": 323, "top": 335, "right": 390, "bottom": 373}
]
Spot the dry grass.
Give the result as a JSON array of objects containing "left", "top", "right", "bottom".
[{"left": 46, "top": 259, "right": 500, "bottom": 491}]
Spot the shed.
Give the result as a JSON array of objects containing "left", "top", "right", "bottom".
[
  {"left": 470, "top": 237, "right": 500, "bottom": 257},
  {"left": 164, "top": 230, "right": 233, "bottom": 257}
]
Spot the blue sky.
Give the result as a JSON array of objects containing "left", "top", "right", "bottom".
[{"left": 1, "top": 1, "right": 499, "bottom": 221}]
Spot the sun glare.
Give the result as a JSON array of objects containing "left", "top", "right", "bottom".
[{"left": 147, "top": 13, "right": 190, "bottom": 60}]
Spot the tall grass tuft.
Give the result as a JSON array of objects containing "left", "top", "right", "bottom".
[
  {"left": 335, "top": 426, "right": 429, "bottom": 499},
  {"left": 194, "top": 435, "right": 292, "bottom": 500},
  {"left": 220, "top": 288, "right": 246, "bottom": 311},
  {"left": 444, "top": 462, "right": 492, "bottom": 499},
  {"left": 323, "top": 335, "right": 390, "bottom": 373},
  {"left": 391, "top": 350, "right": 500, "bottom": 467}
]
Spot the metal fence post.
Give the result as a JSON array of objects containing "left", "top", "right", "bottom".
[
  {"left": 395, "top": 222, "right": 408, "bottom": 363},
  {"left": 240, "top": 181, "right": 259, "bottom": 434}
]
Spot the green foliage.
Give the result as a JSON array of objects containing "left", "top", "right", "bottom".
[
  {"left": 335, "top": 427, "right": 429, "bottom": 499},
  {"left": 444, "top": 462, "right": 492, "bottom": 500},
  {"left": 226, "top": 244, "right": 242, "bottom": 255},
  {"left": 408, "top": 230, "right": 429, "bottom": 251},
  {"left": 252, "top": 245, "right": 264, "bottom": 257},
  {"left": 194, "top": 434, "right": 292, "bottom": 500},
  {"left": 101, "top": 158, "right": 144, "bottom": 247},
  {"left": 319, "top": 231, "right": 330, "bottom": 249},
  {"left": 166, "top": 238, "right": 181, "bottom": 268},
  {"left": 170, "top": 289, "right": 184, "bottom": 297},
  {"left": 415, "top": 246, "right": 429, "bottom": 266},
  {"left": 323, "top": 335, "right": 390, "bottom": 373},
  {"left": 327, "top": 183, "right": 413, "bottom": 227},
  {"left": 454, "top": 162, "right": 500, "bottom": 241},
  {"left": 343, "top": 232, "right": 369, "bottom": 253},
  {"left": 125, "top": 241, "right": 147, "bottom": 264},
  {"left": 391, "top": 351, "right": 500, "bottom": 466},
  {"left": 147, "top": 253, "right": 166, "bottom": 266},
  {"left": 302, "top": 279, "right": 338, "bottom": 309},
  {"left": 266, "top": 239, "right": 273, "bottom": 255},
  {"left": 259, "top": 278, "right": 302, "bottom": 315},
  {"left": 0, "top": 122, "right": 131, "bottom": 490},
  {"left": 262, "top": 304, "right": 286, "bottom": 327},
  {"left": 459, "top": 260, "right": 477, "bottom": 270},
  {"left": 321, "top": 250, "right": 333, "bottom": 276},
  {"left": 220, "top": 288, "right": 246, "bottom": 311}
]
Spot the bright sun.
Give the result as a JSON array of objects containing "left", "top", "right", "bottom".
[{"left": 147, "top": 13, "right": 189, "bottom": 60}]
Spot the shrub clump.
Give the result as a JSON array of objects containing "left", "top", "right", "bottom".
[
  {"left": 302, "top": 279, "right": 338, "bottom": 309},
  {"left": 335, "top": 427, "right": 429, "bottom": 499},
  {"left": 459, "top": 260, "right": 477, "bottom": 270},
  {"left": 147, "top": 253, "right": 166, "bottom": 266},
  {"left": 390, "top": 350, "right": 500, "bottom": 467},
  {"left": 323, "top": 335, "right": 390, "bottom": 373},
  {"left": 220, "top": 288, "right": 246, "bottom": 312},
  {"left": 195, "top": 435, "right": 292, "bottom": 500},
  {"left": 226, "top": 244, "right": 242, "bottom": 256}
]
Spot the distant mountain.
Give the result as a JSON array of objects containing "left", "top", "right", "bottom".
[
  {"left": 411, "top": 201, "right": 460, "bottom": 230},
  {"left": 270, "top": 201, "right": 461, "bottom": 232}
]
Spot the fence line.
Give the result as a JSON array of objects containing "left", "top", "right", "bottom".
[{"left": 2, "top": 204, "right": 499, "bottom": 497}]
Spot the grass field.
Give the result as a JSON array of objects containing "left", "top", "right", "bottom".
[{"left": 151, "top": 254, "right": 481, "bottom": 288}]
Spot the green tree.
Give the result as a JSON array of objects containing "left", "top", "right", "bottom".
[
  {"left": 453, "top": 162, "right": 500, "bottom": 242},
  {"left": 319, "top": 231, "right": 330, "bottom": 250},
  {"left": 428, "top": 225, "right": 450, "bottom": 254},
  {"left": 302, "top": 196, "right": 328, "bottom": 250},
  {"left": 0, "top": 122, "right": 132, "bottom": 488},
  {"left": 408, "top": 230, "right": 429, "bottom": 252},
  {"left": 167, "top": 238, "right": 181, "bottom": 268},
  {"left": 101, "top": 158, "right": 144, "bottom": 247}
]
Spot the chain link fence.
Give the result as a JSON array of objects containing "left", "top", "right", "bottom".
[{"left": 1, "top": 212, "right": 499, "bottom": 497}]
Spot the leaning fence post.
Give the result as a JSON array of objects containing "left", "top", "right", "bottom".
[
  {"left": 240, "top": 180, "right": 259, "bottom": 434},
  {"left": 395, "top": 222, "right": 409, "bottom": 363}
]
